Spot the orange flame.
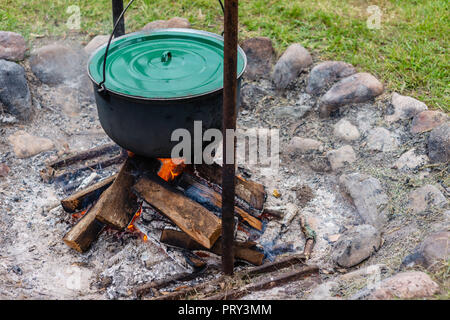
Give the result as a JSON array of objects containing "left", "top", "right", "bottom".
[
  {"left": 157, "top": 158, "right": 186, "bottom": 182},
  {"left": 126, "top": 203, "right": 148, "bottom": 242},
  {"left": 71, "top": 209, "right": 87, "bottom": 220}
]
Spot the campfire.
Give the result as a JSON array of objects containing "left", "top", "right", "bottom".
[{"left": 40, "top": 145, "right": 273, "bottom": 267}]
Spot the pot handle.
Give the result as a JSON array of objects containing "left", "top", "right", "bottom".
[{"left": 97, "top": 0, "right": 225, "bottom": 94}]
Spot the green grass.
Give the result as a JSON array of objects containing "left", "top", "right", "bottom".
[{"left": 0, "top": 0, "right": 448, "bottom": 111}]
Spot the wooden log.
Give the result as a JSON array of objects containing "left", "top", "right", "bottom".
[
  {"left": 160, "top": 229, "right": 264, "bottom": 265},
  {"left": 60, "top": 174, "right": 117, "bottom": 213},
  {"left": 133, "top": 176, "right": 222, "bottom": 249},
  {"left": 63, "top": 200, "right": 105, "bottom": 253},
  {"left": 195, "top": 163, "right": 266, "bottom": 210},
  {"left": 95, "top": 158, "right": 139, "bottom": 230},
  {"left": 205, "top": 265, "right": 319, "bottom": 300},
  {"left": 179, "top": 174, "right": 263, "bottom": 231}
]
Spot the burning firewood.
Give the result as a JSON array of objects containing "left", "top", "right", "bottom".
[
  {"left": 133, "top": 175, "right": 222, "bottom": 249},
  {"left": 63, "top": 197, "right": 106, "bottom": 253},
  {"left": 194, "top": 163, "right": 266, "bottom": 210},
  {"left": 160, "top": 229, "right": 264, "bottom": 266},
  {"left": 60, "top": 174, "right": 117, "bottom": 213},
  {"left": 95, "top": 158, "right": 140, "bottom": 230},
  {"left": 178, "top": 173, "right": 263, "bottom": 231}
]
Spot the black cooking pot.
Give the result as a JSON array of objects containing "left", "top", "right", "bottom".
[{"left": 87, "top": 27, "right": 246, "bottom": 159}]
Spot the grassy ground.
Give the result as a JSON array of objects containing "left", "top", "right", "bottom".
[{"left": 0, "top": 0, "right": 448, "bottom": 111}]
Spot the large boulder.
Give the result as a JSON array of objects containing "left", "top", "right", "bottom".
[
  {"left": 240, "top": 37, "right": 275, "bottom": 80},
  {"left": 332, "top": 224, "right": 382, "bottom": 268},
  {"left": 0, "top": 31, "right": 27, "bottom": 61},
  {"left": 411, "top": 110, "right": 448, "bottom": 134},
  {"left": 271, "top": 44, "right": 312, "bottom": 90},
  {"left": 0, "top": 59, "right": 32, "bottom": 120},
  {"left": 319, "top": 73, "right": 383, "bottom": 117},
  {"left": 369, "top": 271, "right": 439, "bottom": 300},
  {"left": 386, "top": 93, "right": 428, "bottom": 123},
  {"left": 339, "top": 173, "right": 389, "bottom": 229},
  {"left": 306, "top": 61, "right": 356, "bottom": 95},
  {"left": 29, "top": 43, "right": 86, "bottom": 85},
  {"left": 427, "top": 122, "right": 450, "bottom": 163}
]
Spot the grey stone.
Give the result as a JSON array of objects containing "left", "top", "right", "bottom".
[
  {"left": 0, "top": 59, "right": 32, "bottom": 120},
  {"left": 271, "top": 43, "right": 312, "bottom": 89},
  {"left": 241, "top": 37, "right": 275, "bottom": 80},
  {"left": 84, "top": 35, "right": 109, "bottom": 56},
  {"left": 334, "top": 119, "right": 360, "bottom": 141},
  {"left": 366, "top": 127, "right": 398, "bottom": 152},
  {"left": 286, "top": 137, "right": 323, "bottom": 154},
  {"left": 402, "top": 231, "right": 449, "bottom": 270},
  {"left": 332, "top": 224, "right": 382, "bottom": 268},
  {"left": 327, "top": 145, "right": 357, "bottom": 171},
  {"left": 0, "top": 31, "right": 27, "bottom": 61},
  {"left": 319, "top": 73, "right": 383, "bottom": 117},
  {"left": 29, "top": 43, "right": 86, "bottom": 85},
  {"left": 386, "top": 93, "right": 428, "bottom": 123},
  {"left": 142, "top": 17, "right": 190, "bottom": 31},
  {"left": 369, "top": 271, "right": 439, "bottom": 300},
  {"left": 393, "top": 148, "right": 428, "bottom": 171},
  {"left": 339, "top": 173, "right": 389, "bottom": 228},
  {"left": 407, "top": 184, "right": 447, "bottom": 214},
  {"left": 428, "top": 122, "right": 450, "bottom": 163},
  {"left": 411, "top": 110, "right": 448, "bottom": 134},
  {"left": 306, "top": 61, "right": 356, "bottom": 95},
  {"left": 8, "top": 130, "right": 54, "bottom": 158}
]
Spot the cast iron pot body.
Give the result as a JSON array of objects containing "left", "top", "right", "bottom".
[{"left": 88, "top": 29, "right": 246, "bottom": 159}]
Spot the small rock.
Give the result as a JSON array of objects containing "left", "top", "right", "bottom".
[
  {"left": 332, "top": 224, "right": 382, "bottom": 268},
  {"left": 386, "top": 93, "right": 428, "bottom": 123},
  {"left": 428, "top": 122, "right": 450, "bottom": 163},
  {"left": 393, "top": 148, "right": 428, "bottom": 171},
  {"left": 369, "top": 271, "right": 439, "bottom": 300},
  {"left": 327, "top": 145, "right": 357, "bottom": 171},
  {"left": 273, "top": 105, "right": 311, "bottom": 119},
  {"left": 334, "top": 119, "right": 360, "bottom": 142},
  {"left": 366, "top": 127, "right": 398, "bottom": 152},
  {"left": 8, "top": 130, "right": 54, "bottom": 158},
  {"left": 0, "top": 59, "right": 32, "bottom": 120},
  {"left": 306, "top": 61, "right": 356, "bottom": 95},
  {"left": 402, "top": 231, "right": 449, "bottom": 270},
  {"left": 0, "top": 31, "right": 27, "bottom": 61},
  {"left": 241, "top": 37, "right": 275, "bottom": 80},
  {"left": 286, "top": 137, "right": 323, "bottom": 154},
  {"left": 307, "top": 281, "right": 340, "bottom": 300},
  {"left": 319, "top": 73, "right": 383, "bottom": 117},
  {"left": 84, "top": 35, "right": 109, "bottom": 56},
  {"left": 339, "top": 173, "right": 388, "bottom": 228},
  {"left": 29, "top": 43, "right": 86, "bottom": 85},
  {"left": 142, "top": 17, "right": 190, "bottom": 31},
  {"left": 411, "top": 110, "right": 448, "bottom": 134},
  {"left": 0, "top": 163, "right": 10, "bottom": 177},
  {"left": 271, "top": 43, "right": 312, "bottom": 90},
  {"left": 407, "top": 184, "right": 447, "bottom": 214}
]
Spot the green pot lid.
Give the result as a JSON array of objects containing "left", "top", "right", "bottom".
[{"left": 88, "top": 29, "right": 246, "bottom": 99}]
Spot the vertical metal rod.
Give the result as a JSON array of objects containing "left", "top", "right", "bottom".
[
  {"left": 221, "top": 0, "right": 239, "bottom": 275},
  {"left": 112, "top": 0, "right": 125, "bottom": 37}
]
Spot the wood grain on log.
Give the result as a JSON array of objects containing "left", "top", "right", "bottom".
[
  {"left": 179, "top": 174, "right": 262, "bottom": 230},
  {"left": 95, "top": 158, "right": 139, "bottom": 229},
  {"left": 195, "top": 163, "right": 266, "bottom": 210},
  {"left": 134, "top": 176, "right": 222, "bottom": 249}
]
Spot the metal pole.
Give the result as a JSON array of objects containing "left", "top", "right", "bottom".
[
  {"left": 112, "top": 0, "right": 125, "bottom": 37},
  {"left": 221, "top": 0, "right": 238, "bottom": 276}
]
